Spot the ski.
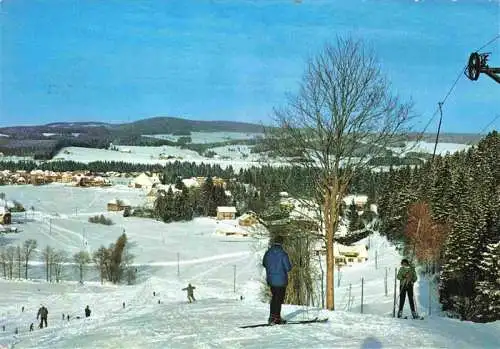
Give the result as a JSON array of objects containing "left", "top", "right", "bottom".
[
  {"left": 239, "top": 317, "right": 328, "bottom": 328},
  {"left": 396, "top": 316, "right": 424, "bottom": 320}
]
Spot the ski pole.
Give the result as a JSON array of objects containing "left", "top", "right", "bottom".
[{"left": 392, "top": 268, "right": 397, "bottom": 317}]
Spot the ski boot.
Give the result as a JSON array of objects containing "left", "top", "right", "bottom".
[
  {"left": 269, "top": 314, "right": 287, "bottom": 325},
  {"left": 411, "top": 311, "right": 420, "bottom": 319},
  {"left": 397, "top": 310, "right": 403, "bottom": 318}
]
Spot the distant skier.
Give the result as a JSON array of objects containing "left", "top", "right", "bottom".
[
  {"left": 21, "top": 306, "right": 24, "bottom": 313},
  {"left": 122, "top": 302, "right": 126, "bottom": 309},
  {"left": 37, "top": 305, "right": 48, "bottom": 328},
  {"left": 397, "top": 258, "right": 419, "bottom": 319},
  {"left": 29, "top": 323, "right": 34, "bottom": 332},
  {"left": 153, "top": 291, "right": 156, "bottom": 297},
  {"left": 67, "top": 314, "right": 70, "bottom": 321},
  {"left": 85, "top": 305, "right": 91, "bottom": 318},
  {"left": 182, "top": 283, "right": 196, "bottom": 303},
  {"left": 62, "top": 313, "right": 65, "bottom": 320},
  {"left": 262, "top": 235, "right": 292, "bottom": 325}
]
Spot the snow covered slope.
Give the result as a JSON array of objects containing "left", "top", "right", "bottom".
[{"left": 0, "top": 185, "right": 499, "bottom": 348}]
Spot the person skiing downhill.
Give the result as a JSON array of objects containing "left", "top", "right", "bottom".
[
  {"left": 397, "top": 258, "right": 419, "bottom": 319},
  {"left": 85, "top": 305, "right": 91, "bottom": 318},
  {"left": 262, "top": 235, "right": 292, "bottom": 325},
  {"left": 182, "top": 283, "right": 196, "bottom": 303},
  {"left": 36, "top": 305, "right": 48, "bottom": 328}
]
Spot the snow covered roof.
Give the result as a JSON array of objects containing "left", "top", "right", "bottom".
[
  {"left": 334, "top": 243, "right": 368, "bottom": 258},
  {"left": 343, "top": 195, "right": 369, "bottom": 206},
  {"left": 182, "top": 178, "right": 199, "bottom": 188},
  {"left": 132, "top": 173, "right": 154, "bottom": 187},
  {"left": 107, "top": 199, "right": 131, "bottom": 206},
  {"left": 216, "top": 206, "right": 237, "bottom": 213}
]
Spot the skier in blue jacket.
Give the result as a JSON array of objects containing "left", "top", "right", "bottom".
[{"left": 262, "top": 235, "right": 292, "bottom": 325}]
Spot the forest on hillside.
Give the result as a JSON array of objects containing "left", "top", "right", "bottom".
[{"left": 377, "top": 131, "right": 499, "bottom": 322}]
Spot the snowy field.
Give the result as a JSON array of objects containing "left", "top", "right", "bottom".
[
  {"left": 390, "top": 141, "right": 471, "bottom": 157},
  {"left": 0, "top": 184, "right": 499, "bottom": 348},
  {"left": 51, "top": 146, "right": 270, "bottom": 171},
  {"left": 143, "top": 132, "right": 263, "bottom": 144}
]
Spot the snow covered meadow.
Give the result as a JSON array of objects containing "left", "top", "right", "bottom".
[
  {"left": 143, "top": 132, "right": 263, "bottom": 144},
  {"left": 51, "top": 146, "right": 268, "bottom": 171},
  {"left": 0, "top": 184, "right": 499, "bottom": 348},
  {"left": 389, "top": 141, "right": 471, "bottom": 157}
]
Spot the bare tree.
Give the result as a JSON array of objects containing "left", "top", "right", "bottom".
[
  {"left": 0, "top": 247, "right": 7, "bottom": 278},
  {"left": 405, "top": 202, "right": 449, "bottom": 273},
  {"left": 265, "top": 37, "right": 413, "bottom": 310},
  {"left": 52, "top": 250, "right": 67, "bottom": 283},
  {"left": 122, "top": 241, "right": 136, "bottom": 285},
  {"left": 5, "top": 246, "right": 16, "bottom": 279},
  {"left": 93, "top": 246, "right": 110, "bottom": 284},
  {"left": 23, "top": 239, "right": 38, "bottom": 279},
  {"left": 16, "top": 245, "right": 22, "bottom": 279},
  {"left": 73, "top": 251, "right": 91, "bottom": 284},
  {"left": 41, "top": 246, "right": 54, "bottom": 282}
]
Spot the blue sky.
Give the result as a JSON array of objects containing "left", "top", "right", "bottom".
[{"left": 1, "top": 0, "right": 499, "bottom": 133}]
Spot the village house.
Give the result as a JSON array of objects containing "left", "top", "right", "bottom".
[
  {"left": 314, "top": 241, "right": 369, "bottom": 266},
  {"left": 238, "top": 212, "right": 258, "bottom": 227},
  {"left": 182, "top": 177, "right": 200, "bottom": 188},
  {"left": 0, "top": 206, "right": 11, "bottom": 225},
  {"left": 107, "top": 199, "right": 131, "bottom": 212},
  {"left": 216, "top": 206, "right": 237, "bottom": 220},
  {"left": 215, "top": 223, "right": 249, "bottom": 237},
  {"left": 342, "top": 194, "right": 369, "bottom": 210},
  {"left": 30, "top": 170, "right": 46, "bottom": 185},
  {"left": 195, "top": 176, "right": 226, "bottom": 188},
  {"left": 130, "top": 173, "right": 161, "bottom": 191}
]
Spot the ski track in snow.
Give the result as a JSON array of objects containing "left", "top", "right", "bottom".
[{"left": 0, "top": 184, "right": 499, "bottom": 348}]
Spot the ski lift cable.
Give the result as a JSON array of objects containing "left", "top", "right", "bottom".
[
  {"left": 465, "top": 114, "right": 500, "bottom": 147},
  {"left": 478, "top": 114, "right": 500, "bottom": 135},
  {"left": 475, "top": 34, "right": 500, "bottom": 52},
  {"left": 415, "top": 35, "right": 500, "bottom": 150}
]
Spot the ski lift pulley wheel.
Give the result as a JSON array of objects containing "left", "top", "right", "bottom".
[{"left": 467, "top": 52, "right": 481, "bottom": 81}]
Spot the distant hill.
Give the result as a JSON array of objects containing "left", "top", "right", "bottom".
[
  {"left": 0, "top": 116, "right": 488, "bottom": 160},
  {"left": 110, "top": 116, "right": 264, "bottom": 134},
  {"left": 0, "top": 116, "right": 266, "bottom": 159},
  {"left": 0, "top": 116, "right": 265, "bottom": 137},
  {"left": 407, "top": 132, "right": 484, "bottom": 144}
]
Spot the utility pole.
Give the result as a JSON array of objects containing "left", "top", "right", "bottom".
[
  {"left": 233, "top": 265, "right": 236, "bottom": 293},
  {"left": 361, "top": 277, "right": 364, "bottom": 314}
]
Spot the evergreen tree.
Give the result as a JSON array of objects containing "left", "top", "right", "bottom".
[
  {"left": 164, "top": 187, "right": 175, "bottom": 222},
  {"left": 347, "top": 201, "right": 361, "bottom": 232},
  {"left": 200, "top": 176, "right": 217, "bottom": 216},
  {"left": 474, "top": 242, "right": 500, "bottom": 322}
]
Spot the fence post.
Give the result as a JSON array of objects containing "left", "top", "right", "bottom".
[
  {"left": 392, "top": 267, "right": 397, "bottom": 317},
  {"left": 348, "top": 283, "right": 352, "bottom": 311},
  {"left": 428, "top": 275, "right": 432, "bottom": 316},
  {"left": 361, "top": 277, "right": 364, "bottom": 314},
  {"left": 385, "top": 267, "right": 388, "bottom": 296},
  {"left": 233, "top": 265, "right": 236, "bottom": 293},
  {"left": 177, "top": 253, "right": 180, "bottom": 277}
]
